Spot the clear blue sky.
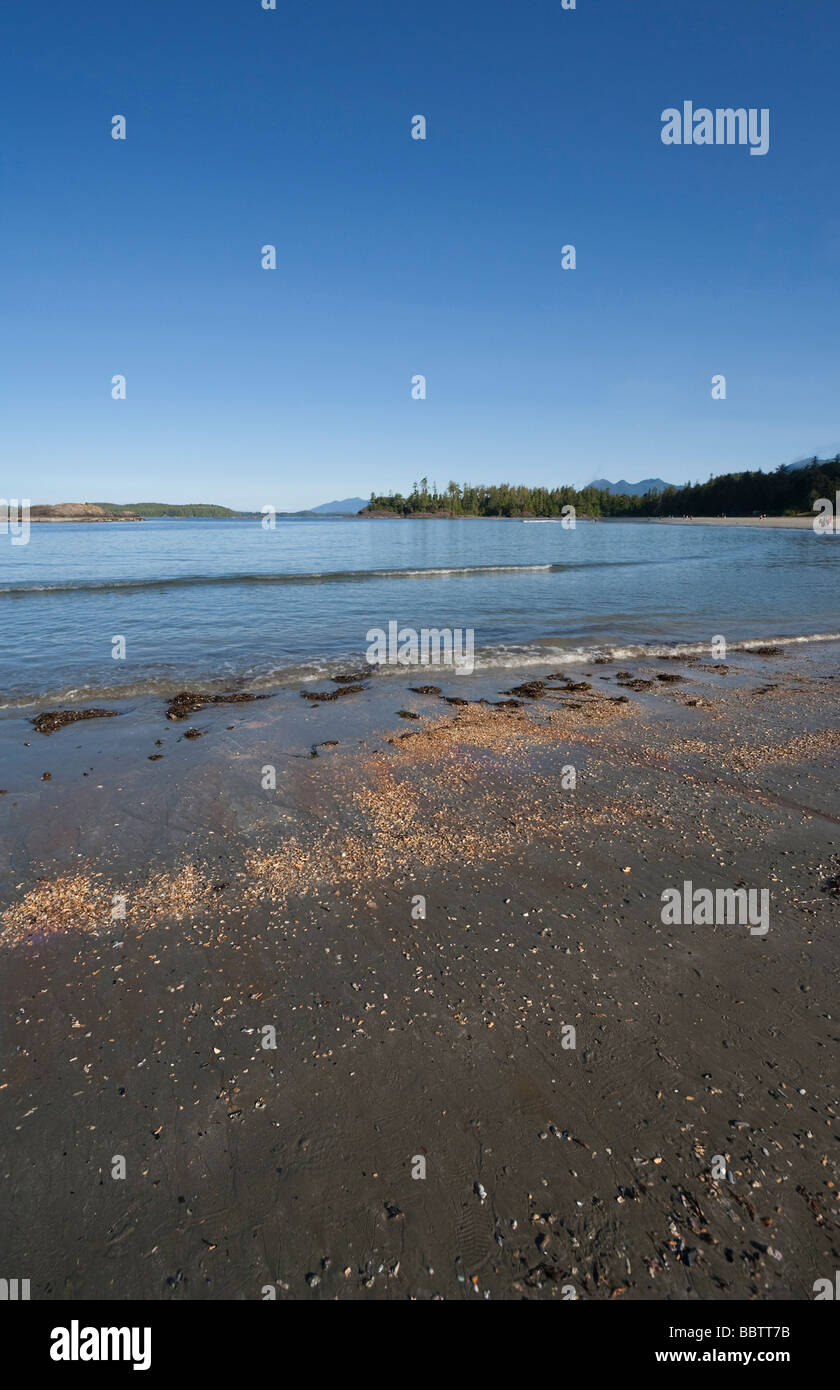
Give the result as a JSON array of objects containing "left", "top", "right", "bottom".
[{"left": 2, "top": 0, "right": 838, "bottom": 510}]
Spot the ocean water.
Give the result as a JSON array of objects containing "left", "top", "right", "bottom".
[{"left": 0, "top": 516, "right": 838, "bottom": 707}]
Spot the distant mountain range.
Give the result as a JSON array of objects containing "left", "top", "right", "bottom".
[
  {"left": 589, "top": 478, "right": 673, "bottom": 496},
  {"left": 782, "top": 452, "right": 840, "bottom": 472},
  {"left": 310, "top": 497, "right": 368, "bottom": 514},
  {"left": 588, "top": 457, "right": 840, "bottom": 495}
]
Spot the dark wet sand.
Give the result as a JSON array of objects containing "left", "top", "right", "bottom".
[{"left": 1, "top": 645, "right": 839, "bottom": 1300}]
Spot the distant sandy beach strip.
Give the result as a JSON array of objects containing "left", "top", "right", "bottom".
[{"left": 658, "top": 514, "right": 815, "bottom": 530}]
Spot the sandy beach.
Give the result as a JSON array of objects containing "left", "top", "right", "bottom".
[
  {"left": 659, "top": 516, "right": 818, "bottom": 530},
  {"left": 1, "top": 642, "right": 838, "bottom": 1300}
]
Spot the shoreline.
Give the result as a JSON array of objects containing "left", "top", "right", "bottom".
[
  {"left": 658, "top": 515, "right": 817, "bottom": 530},
  {"left": 1, "top": 642, "right": 839, "bottom": 1298},
  {"left": 360, "top": 513, "right": 818, "bottom": 527},
  {"left": 3, "top": 627, "right": 840, "bottom": 714}
]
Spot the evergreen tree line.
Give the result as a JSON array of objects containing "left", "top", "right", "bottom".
[{"left": 364, "top": 458, "right": 840, "bottom": 519}]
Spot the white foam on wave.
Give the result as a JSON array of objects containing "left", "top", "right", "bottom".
[
  {"left": 3, "top": 631, "right": 839, "bottom": 713},
  {"left": 472, "top": 631, "right": 840, "bottom": 670}
]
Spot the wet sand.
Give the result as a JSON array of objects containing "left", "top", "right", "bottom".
[{"left": 1, "top": 645, "right": 838, "bottom": 1300}]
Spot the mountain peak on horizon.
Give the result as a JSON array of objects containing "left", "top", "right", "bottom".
[
  {"left": 782, "top": 449, "right": 840, "bottom": 472},
  {"left": 310, "top": 496, "right": 368, "bottom": 514},
  {"left": 589, "top": 477, "right": 673, "bottom": 496}
]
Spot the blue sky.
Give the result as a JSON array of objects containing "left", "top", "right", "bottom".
[{"left": 2, "top": 0, "right": 838, "bottom": 510}]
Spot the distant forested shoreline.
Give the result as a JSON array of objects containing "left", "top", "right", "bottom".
[{"left": 363, "top": 458, "right": 840, "bottom": 519}]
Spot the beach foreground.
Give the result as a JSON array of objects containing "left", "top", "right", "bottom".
[{"left": 1, "top": 645, "right": 838, "bottom": 1300}]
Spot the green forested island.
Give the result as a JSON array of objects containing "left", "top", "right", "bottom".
[
  {"left": 364, "top": 458, "right": 840, "bottom": 519},
  {"left": 95, "top": 502, "right": 253, "bottom": 518}
]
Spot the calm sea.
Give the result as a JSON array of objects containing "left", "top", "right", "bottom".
[{"left": 1, "top": 516, "right": 837, "bottom": 707}]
